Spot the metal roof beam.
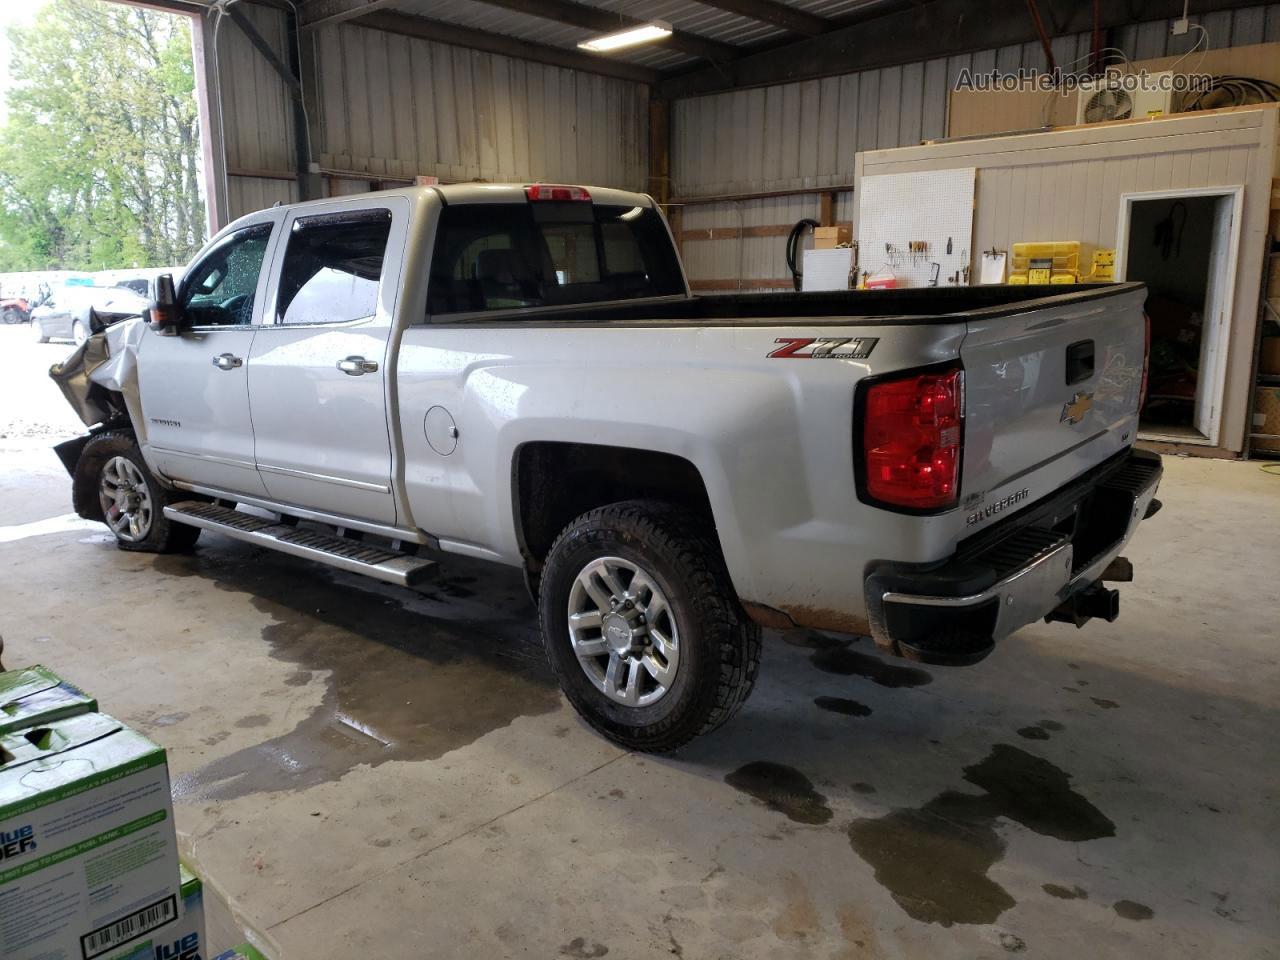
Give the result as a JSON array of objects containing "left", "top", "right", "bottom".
[
  {"left": 470, "top": 0, "right": 741, "bottom": 63},
  {"left": 353, "top": 9, "right": 663, "bottom": 84},
  {"left": 658, "top": 0, "right": 1270, "bottom": 97},
  {"left": 226, "top": 4, "right": 302, "bottom": 94},
  {"left": 693, "top": 0, "right": 832, "bottom": 36},
  {"left": 300, "top": 0, "right": 404, "bottom": 30}
]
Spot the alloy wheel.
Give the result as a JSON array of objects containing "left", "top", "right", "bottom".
[
  {"left": 567, "top": 555, "right": 680, "bottom": 707},
  {"left": 99, "top": 456, "right": 153, "bottom": 542}
]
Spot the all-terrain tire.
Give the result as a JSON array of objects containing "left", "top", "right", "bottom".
[
  {"left": 78, "top": 431, "right": 201, "bottom": 553},
  {"left": 539, "top": 500, "right": 761, "bottom": 752}
]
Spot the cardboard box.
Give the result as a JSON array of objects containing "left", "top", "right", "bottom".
[
  {"left": 0, "top": 711, "right": 181, "bottom": 960},
  {"left": 813, "top": 225, "right": 851, "bottom": 249},
  {"left": 1253, "top": 386, "right": 1280, "bottom": 452},
  {"left": 1259, "top": 337, "right": 1280, "bottom": 376},
  {"left": 213, "top": 945, "right": 269, "bottom": 960},
  {"left": 148, "top": 863, "right": 207, "bottom": 960},
  {"left": 0, "top": 665, "right": 97, "bottom": 736}
]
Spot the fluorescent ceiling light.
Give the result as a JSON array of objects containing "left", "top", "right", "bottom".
[{"left": 578, "top": 21, "right": 673, "bottom": 53}]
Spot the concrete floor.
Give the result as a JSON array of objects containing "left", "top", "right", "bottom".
[{"left": 2, "top": 324, "right": 1278, "bottom": 959}]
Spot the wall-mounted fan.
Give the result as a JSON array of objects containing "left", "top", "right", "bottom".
[{"left": 1080, "top": 87, "right": 1134, "bottom": 124}]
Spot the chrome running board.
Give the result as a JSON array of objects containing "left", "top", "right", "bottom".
[{"left": 164, "top": 500, "right": 436, "bottom": 588}]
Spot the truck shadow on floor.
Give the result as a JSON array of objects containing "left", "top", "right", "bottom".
[{"left": 154, "top": 537, "right": 561, "bottom": 802}]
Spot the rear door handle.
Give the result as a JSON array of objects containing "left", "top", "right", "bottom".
[
  {"left": 337, "top": 356, "right": 378, "bottom": 376},
  {"left": 212, "top": 353, "right": 242, "bottom": 370}
]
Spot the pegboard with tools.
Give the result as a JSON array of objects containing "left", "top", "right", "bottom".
[{"left": 856, "top": 168, "right": 976, "bottom": 288}]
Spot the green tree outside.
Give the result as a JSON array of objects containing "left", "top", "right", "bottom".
[{"left": 0, "top": 0, "right": 205, "bottom": 272}]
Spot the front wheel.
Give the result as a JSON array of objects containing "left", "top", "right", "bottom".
[
  {"left": 2, "top": 307, "right": 21, "bottom": 325},
  {"left": 80, "top": 432, "right": 200, "bottom": 553},
  {"left": 32, "top": 320, "right": 48, "bottom": 343},
  {"left": 72, "top": 320, "right": 88, "bottom": 345},
  {"left": 539, "top": 500, "right": 760, "bottom": 752}
]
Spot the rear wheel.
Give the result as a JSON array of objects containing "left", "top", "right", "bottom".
[
  {"left": 2, "top": 307, "right": 21, "bottom": 325},
  {"left": 82, "top": 432, "right": 200, "bottom": 553},
  {"left": 539, "top": 500, "right": 760, "bottom": 752},
  {"left": 32, "top": 320, "right": 48, "bottom": 343}
]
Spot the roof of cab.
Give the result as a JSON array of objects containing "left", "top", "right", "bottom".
[{"left": 229, "top": 183, "right": 654, "bottom": 230}]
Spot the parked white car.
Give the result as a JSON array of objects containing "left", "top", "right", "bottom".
[
  {"left": 31, "top": 284, "right": 150, "bottom": 344},
  {"left": 51, "top": 183, "right": 1161, "bottom": 750}
]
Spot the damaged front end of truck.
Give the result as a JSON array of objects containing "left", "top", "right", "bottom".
[{"left": 48, "top": 315, "right": 148, "bottom": 521}]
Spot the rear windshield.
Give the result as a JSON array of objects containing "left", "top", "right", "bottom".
[{"left": 427, "top": 201, "right": 684, "bottom": 317}]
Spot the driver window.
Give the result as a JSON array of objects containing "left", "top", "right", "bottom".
[{"left": 181, "top": 223, "right": 273, "bottom": 327}]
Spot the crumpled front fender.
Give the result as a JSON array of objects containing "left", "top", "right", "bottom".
[{"left": 49, "top": 318, "right": 147, "bottom": 435}]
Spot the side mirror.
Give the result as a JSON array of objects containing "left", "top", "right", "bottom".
[{"left": 146, "top": 274, "right": 183, "bottom": 334}]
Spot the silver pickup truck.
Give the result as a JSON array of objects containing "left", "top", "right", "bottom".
[{"left": 51, "top": 183, "right": 1162, "bottom": 751}]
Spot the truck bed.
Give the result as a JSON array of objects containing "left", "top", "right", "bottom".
[{"left": 434, "top": 282, "right": 1141, "bottom": 326}]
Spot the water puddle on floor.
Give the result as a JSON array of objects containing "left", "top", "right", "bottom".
[
  {"left": 813, "top": 696, "right": 872, "bottom": 717},
  {"left": 161, "top": 547, "right": 561, "bottom": 801},
  {"left": 810, "top": 647, "right": 933, "bottom": 688},
  {"left": 725, "top": 761, "right": 834, "bottom": 825},
  {"left": 847, "top": 745, "right": 1115, "bottom": 926}
]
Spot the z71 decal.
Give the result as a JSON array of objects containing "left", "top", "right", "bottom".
[{"left": 768, "top": 337, "right": 879, "bottom": 359}]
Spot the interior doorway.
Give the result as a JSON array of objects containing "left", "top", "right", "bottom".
[{"left": 1116, "top": 186, "right": 1242, "bottom": 445}]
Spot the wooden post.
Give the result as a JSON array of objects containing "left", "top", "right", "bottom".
[
  {"left": 819, "top": 190, "right": 836, "bottom": 226},
  {"left": 648, "top": 97, "right": 671, "bottom": 204}
]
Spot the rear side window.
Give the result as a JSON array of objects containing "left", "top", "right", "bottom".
[
  {"left": 427, "top": 202, "right": 683, "bottom": 316},
  {"left": 276, "top": 210, "right": 392, "bottom": 325}
]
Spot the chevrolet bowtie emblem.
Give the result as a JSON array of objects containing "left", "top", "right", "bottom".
[{"left": 1061, "top": 391, "right": 1095, "bottom": 424}]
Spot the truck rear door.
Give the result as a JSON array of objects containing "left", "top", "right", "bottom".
[
  {"left": 246, "top": 199, "right": 408, "bottom": 525},
  {"left": 958, "top": 285, "right": 1146, "bottom": 522}
]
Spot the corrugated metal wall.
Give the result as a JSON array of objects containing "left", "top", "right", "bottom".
[
  {"left": 307, "top": 21, "right": 649, "bottom": 190},
  {"left": 672, "top": 3, "right": 1280, "bottom": 291},
  {"left": 213, "top": 11, "right": 648, "bottom": 220},
  {"left": 215, "top": 3, "right": 298, "bottom": 219},
  {"left": 211, "top": 3, "right": 1279, "bottom": 234}
]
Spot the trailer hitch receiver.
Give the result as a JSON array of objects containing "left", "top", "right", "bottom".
[{"left": 1045, "top": 583, "right": 1120, "bottom": 628}]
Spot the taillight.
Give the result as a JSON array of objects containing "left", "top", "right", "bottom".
[
  {"left": 1139, "top": 311, "right": 1151, "bottom": 410},
  {"left": 862, "top": 367, "right": 963, "bottom": 511},
  {"left": 525, "top": 184, "right": 591, "bottom": 202}
]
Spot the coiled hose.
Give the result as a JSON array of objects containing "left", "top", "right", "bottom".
[{"left": 786, "top": 218, "right": 820, "bottom": 291}]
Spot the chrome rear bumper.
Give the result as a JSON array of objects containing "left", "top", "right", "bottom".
[{"left": 866, "top": 448, "right": 1163, "bottom": 665}]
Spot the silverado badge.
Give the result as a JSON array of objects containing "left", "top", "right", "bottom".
[{"left": 1061, "top": 391, "right": 1094, "bottom": 425}]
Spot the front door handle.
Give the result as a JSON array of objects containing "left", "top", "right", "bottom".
[
  {"left": 212, "top": 353, "right": 242, "bottom": 371},
  {"left": 337, "top": 356, "right": 379, "bottom": 376}
]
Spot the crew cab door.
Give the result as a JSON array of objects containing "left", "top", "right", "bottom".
[
  {"left": 138, "top": 220, "right": 278, "bottom": 497},
  {"left": 246, "top": 199, "right": 406, "bottom": 525}
]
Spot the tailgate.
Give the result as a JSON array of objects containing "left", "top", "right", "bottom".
[{"left": 959, "top": 285, "right": 1146, "bottom": 519}]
